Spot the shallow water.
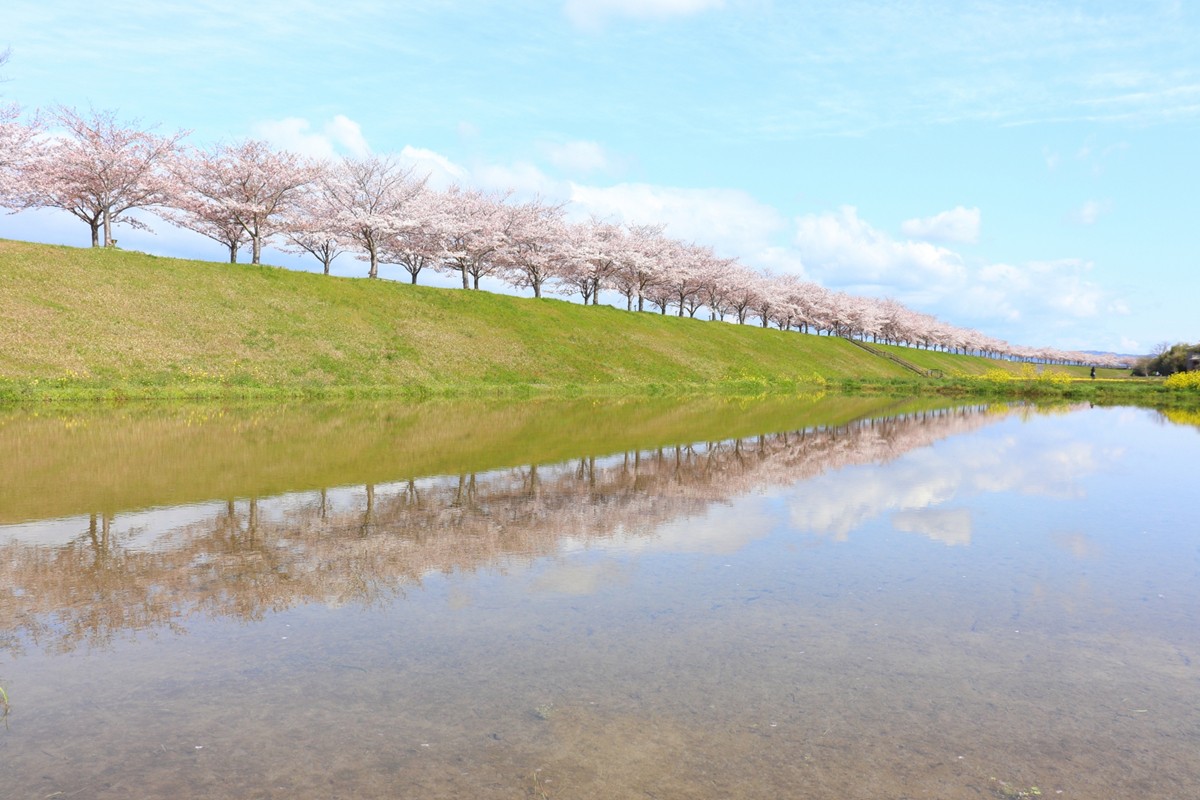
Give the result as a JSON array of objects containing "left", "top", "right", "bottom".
[{"left": 1, "top": 400, "right": 1197, "bottom": 799}]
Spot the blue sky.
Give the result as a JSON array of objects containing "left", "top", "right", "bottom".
[{"left": 2, "top": 0, "right": 1198, "bottom": 354}]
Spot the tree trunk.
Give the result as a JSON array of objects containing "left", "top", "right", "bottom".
[
  {"left": 102, "top": 210, "right": 112, "bottom": 248},
  {"left": 252, "top": 235, "right": 262, "bottom": 265},
  {"left": 90, "top": 220, "right": 101, "bottom": 248},
  {"left": 461, "top": 267, "right": 470, "bottom": 290},
  {"left": 533, "top": 281, "right": 542, "bottom": 299},
  {"left": 228, "top": 244, "right": 238, "bottom": 264}
]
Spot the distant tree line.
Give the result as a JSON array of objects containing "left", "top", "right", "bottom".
[
  {"left": 0, "top": 101, "right": 1129, "bottom": 369},
  {"left": 1133, "top": 343, "right": 1200, "bottom": 377}
]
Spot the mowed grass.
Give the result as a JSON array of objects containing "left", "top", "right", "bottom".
[{"left": 1, "top": 239, "right": 911, "bottom": 398}]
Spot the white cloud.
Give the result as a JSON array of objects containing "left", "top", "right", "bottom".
[
  {"left": 569, "top": 182, "right": 785, "bottom": 256},
  {"left": 252, "top": 114, "right": 370, "bottom": 159},
  {"left": 972, "top": 258, "right": 1125, "bottom": 322},
  {"left": 900, "top": 206, "right": 981, "bottom": 244},
  {"left": 564, "top": 0, "right": 725, "bottom": 29},
  {"left": 541, "top": 139, "right": 615, "bottom": 175},
  {"left": 1119, "top": 336, "right": 1142, "bottom": 354},
  {"left": 789, "top": 205, "right": 1129, "bottom": 343},
  {"left": 1071, "top": 199, "right": 1110, "bottom": 225},
  {"left": 399, "top": 145, "right": 469, "bottom": 189},
  {"left": 474, "top": 160, "right": 565, "bottom": 198},
  {"left": 324, "top": 115, "right": 370, "bottom": 158},
  {"left": 794, "top": 205, "right": 967, "bottom": 290}
]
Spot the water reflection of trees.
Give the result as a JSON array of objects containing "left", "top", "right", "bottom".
[{"left": 1, "top": 405, "right": 999, "bottom": 655}]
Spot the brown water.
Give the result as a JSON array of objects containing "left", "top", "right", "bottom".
[{"left": 1, "top": 400, "right": 1197, "bottom": 799}]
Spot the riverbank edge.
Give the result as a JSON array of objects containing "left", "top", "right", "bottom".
[{"left": 1, "top": 374, "right": 1193, "bottom": 408}]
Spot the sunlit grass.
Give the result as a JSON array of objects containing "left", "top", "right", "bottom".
[
  {"left": 0, "top": 238, "right": 1181, "bottom": 405},
  {"left": 1, "top": 239, "right": 907, "bottom": 400}
]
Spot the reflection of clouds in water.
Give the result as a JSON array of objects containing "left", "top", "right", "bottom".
[
  {"left": 605, "top": 495, "right": 780, "bottom": 556},
  {"left": 531, "top": 561, "right": 629, "bottom": 595},
  {"left": 0, "top": 405, "right": 1047, "bottom": 651},
  {"left": 966, "top": 439, "right": 1117, "bottom": 499},
  {"left": 892, "top": 508, "right": 972, "bottom": 546},
  {"left": 787, "top": 428, "right": 1121, "bottom": 543},
  {"left": 1053, "top": 531, "right": 1102, "bottom": 560}
]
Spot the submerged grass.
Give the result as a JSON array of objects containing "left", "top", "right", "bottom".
[{"left": 1, "top": 393, "right": 943, "bottom": 524}]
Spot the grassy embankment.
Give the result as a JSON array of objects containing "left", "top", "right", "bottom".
[{"left": 0, "top": 238, "right": 1188, "bottom": 405}]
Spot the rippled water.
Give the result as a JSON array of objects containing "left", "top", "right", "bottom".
[{"left": 1, "top": 399, "right": 1197, "bottom": 799}]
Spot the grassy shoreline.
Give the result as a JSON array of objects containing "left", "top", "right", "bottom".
[{"left": 1, "top": 373, "right": 1190, "bottom": 409}]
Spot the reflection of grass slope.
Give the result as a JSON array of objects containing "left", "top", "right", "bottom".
[
  {"left": 0, "top": 394, "right": 953, "bottom": 524},
  {"left": 0, "top": 239, "right": 907, "bottom": 399}
]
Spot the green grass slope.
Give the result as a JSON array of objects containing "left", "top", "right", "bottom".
[{"left": 2, "top": 239, "right": 912, "bottom": 398}]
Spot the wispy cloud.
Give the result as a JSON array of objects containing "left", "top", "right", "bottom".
[
  {"left": 792, "top": 206, "right": 1127, "bottom": 341},
  {"left": 540, "top": 139, "right": 618, "bottom": 175},
  {"left": 1069, "top": 199, "right": 1110, "bottom": 226},
  {"left": 564, "top": 0, "right": 725, "bottom": 30},
  {"left": 253, "top": 115, "right": 370, "bottom": 160},
  {"left": 569, "top": 182, "right": 786, "bottom": 257},
  {"left": 732, "top": 1, "right": 1200, "bottom": 137},
  {"left": 900, "top": 206, "right": 981, "bottom": 244},
  {"left": 793, "top": 206, "right": 967, "bottom": 291}
]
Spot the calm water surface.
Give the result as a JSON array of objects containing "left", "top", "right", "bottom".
[{"left": 1, "top": 399, "right": 1197, "bottom": 799}]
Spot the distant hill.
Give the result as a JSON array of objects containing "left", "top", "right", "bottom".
[{"left": 1081, "top": 349, "right": 1143, "bottom": 363}]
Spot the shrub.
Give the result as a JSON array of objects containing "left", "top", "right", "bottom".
[
  {"left": 1164, "top": 371, "right": 1200, "bottom": 390},
  {"left": 1138, "top": 342, "right": 1200, "bottom": 377}
]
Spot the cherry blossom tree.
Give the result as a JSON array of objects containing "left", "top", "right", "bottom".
[
  {"left": 609, "top": 224, "right": 669, "bottom": 312},
  {"left": 380, "top": 187, "right": 450, "bottom": 285},
  {"left": 499, "top": 198, "right": 570, "bottom": 298},
  {"left": 660, "top": 241, "right": 712, "bottom": 318},
  {"left": 17, "top": 107, "right": 185, "bottom": 247},
  {"left": 725, "top": 263, "right": 762, "bottom": 324},
  {"left": 749, "top": 271, "right": 778, "bottom": 328},
  {"left": 162, "top": 187, "right": 249, "bottom": 263},
  {"left": 0, "top": 108, "right": 37, "bottom": 205},
  {"left": 278, "top": 163, "right": 345, "bottom": 275},
  {"left": 435, "top": 186, "right": 508, "bottom": 290},
  {"left": 169, "top": 139, "right": 316, "bottom": 265},
  {"left": 766, "top": 274, "right": 804, "bottom": 330},
  {"left": 0, "top": 51, "right": 39, "bottom": 205},
  {"left": 559, "top": 218, "right": 629, "bottom": 305},
  {"left": 321, "top": 155, "right": 427, "bottom": 279},
  {"left": 696, "top": 255, "right": 739, "bottom": 321}
]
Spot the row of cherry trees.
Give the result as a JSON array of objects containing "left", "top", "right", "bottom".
[{"left": 0, "top": 104, "right": 1126, "bottom": 368}]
